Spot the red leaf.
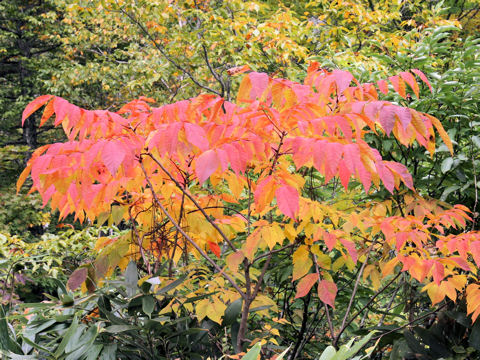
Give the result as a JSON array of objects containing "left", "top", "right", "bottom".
[
  {"left": 338, "top": 161, "right": 351, "bottom": 189},
  {"left": 195, "top": 149, "right": 220, "bottom": 184},
  {"left": 295, "top": 273, "right": 318, "bottom": 299},
  {"left": 22, "top": 95, "right": 54, "bottom": 125},
  {"left": 432, "top": 261, "right": 445, "bottom": 285},
  {"left": 318, "top": 280, "right": 337, "bottom": 308},
  {"left": 208, "top": 242, "right": 221, "bottom": 257},
  {"left": 67, "top": 267, "right": 88, "bottom": 291},
  {"left": 275, "top": 185, "right": 299, "bottom": 219},
  {"left": 184, "top": 123, "right": 209, "bottom": 151},
  {"left": 102, "top": 141, "right": 126, "bottom": 176}
]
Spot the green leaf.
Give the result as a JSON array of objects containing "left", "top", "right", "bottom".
[
  {"left": 124, "top": 261, "right": 138, "bottom": 297},
  {"left": 275, "top": 344, "right": 291, "bottom": 360},
  {"left": 21, "top": 335, "right": 54, "bottom": 357},
  {"left": 223, "top": 299, "right": 242, "bottom": 326},
  {"left": 319, "top": 346, "right": 337, "bottom": 360},
  {"left": 469, "top": 320, "right": 480, "bottom": 350},
  {"left": 242, "top": 342, "right": 261, "bottom": 360},
  {"left": 441, "top": 157, "right": 454, "bottom": 173},
  {"left": 472, "top": 136, "right": 480, "bottom": 148},
  {"left": 103, "top": 325, "right": 139, "bottom": 333},
  {"left": 343, "top": 332, "right": 376, "bottom": 359},
  {"left": 54, "top": 315, "right": 79, "bottom": 357},
  {"left": 142, "top": 295, "right": 155, "bottom": 317}
]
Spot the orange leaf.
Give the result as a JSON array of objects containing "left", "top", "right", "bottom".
[
  {"left": 426, "top": 114, "right": 453, "bottom": 155},
  {"left": 295, "top": 273, "right": 318, "bottom": 299},
  {"left": 208, "top": 242, "right": 221, "bottom": 257}
]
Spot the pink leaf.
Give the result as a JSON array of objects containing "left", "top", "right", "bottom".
[
  {"left": 376, "top": 162, "right": 395, "bottom": 193},
  {"left": 377, "top": 80, "right": 389, "bottom": 95},
  {"left": 340, "top": 238, "right": 357, "bottom": 264},
  {"left": 275, "top": 185, "right": 299, "bottom": 219},
  {"left": 318, "top": 280, "right": 337, "bottom": 308},
  {"left": 184, "top": 123, "right": 209, "bottom": 151},
  {"left": 332, "top": 70, "right": 354, "bottom": 95},
  {"left": 249, "top": 72, "right": 269, "bottom": 100},
  {"left": 470, "top": 241, "right": 480, "bottom": 267},
  {"left": 400, "top": 71, "right": 420, "bottom": 98},
  {"left": 102, "top": 141, "right": 126, "bottom": 176},
  {"left": 22, "top": 95, "right": 54, "bottom": 125},
  {"left": 411, "top": 69, "right": 432, "bottom": 92},
  {"left": 195, "top": 149, "right": 220, "bottom": 184},
  {"left": 379, "top": 105, "right": 396, "bottom": 136},
  {"left": 394, "top": 106, "right": 412, "bottom": 130}
]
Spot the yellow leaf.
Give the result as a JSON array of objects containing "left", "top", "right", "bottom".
[
  {"left": 196, "top": 299, "right": 210, "bottom": 322},
  {"left": 332, "top": 257, "right": 345, "bottom": 271},
  {"left": 226, "top": 251, "right": 245, "bottom": 273},
  {"left": 381, "top": 258, "right": 399, "bottom": 277},
  {"left": 292, "top": 245, "right": 312, "bottom": 281},
  {"left": 284, "top": 222, "right": 297, "bottom": 243}
]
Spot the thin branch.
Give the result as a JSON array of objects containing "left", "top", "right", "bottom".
[
  {"left": 334, "top": 240, "right": 376, "bottom": 347},
  {"left": 201, "top": 43, "right": 225, "bottom": 97},
  {"left": 139, "top": 159, "right": 246, "bottom": 300},
  {"left": 338, "top": 272, "right": 402, "bottom": 338},
  {"left": 373, "top": 303, "right": 448, "bottom": 340},
  {"left": 116, "top": 4, "right": 221, "bottom": 96},
  {"left": 146, "top": 152, "right": 237, "bottom": 252}
]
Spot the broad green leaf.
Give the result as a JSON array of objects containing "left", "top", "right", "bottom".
[
  {"left": 242, "top": 342, "right": 261, "bottom": 360},
  {"left": 441, "top": 157, "right": 453, "bottom": 173}
]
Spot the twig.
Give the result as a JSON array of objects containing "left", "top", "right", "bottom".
[
  {"left": 116, "top": 3, "right": 221, "bottom": 96},
  {"left": 334, "top": 240, "right": 376, "bottom": 347},
  {"left": 139, "top": 159, "right": 246, "bottom": 299},
  {"left": 146, "top": 153, "right": 237, "bottom": 252}
]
